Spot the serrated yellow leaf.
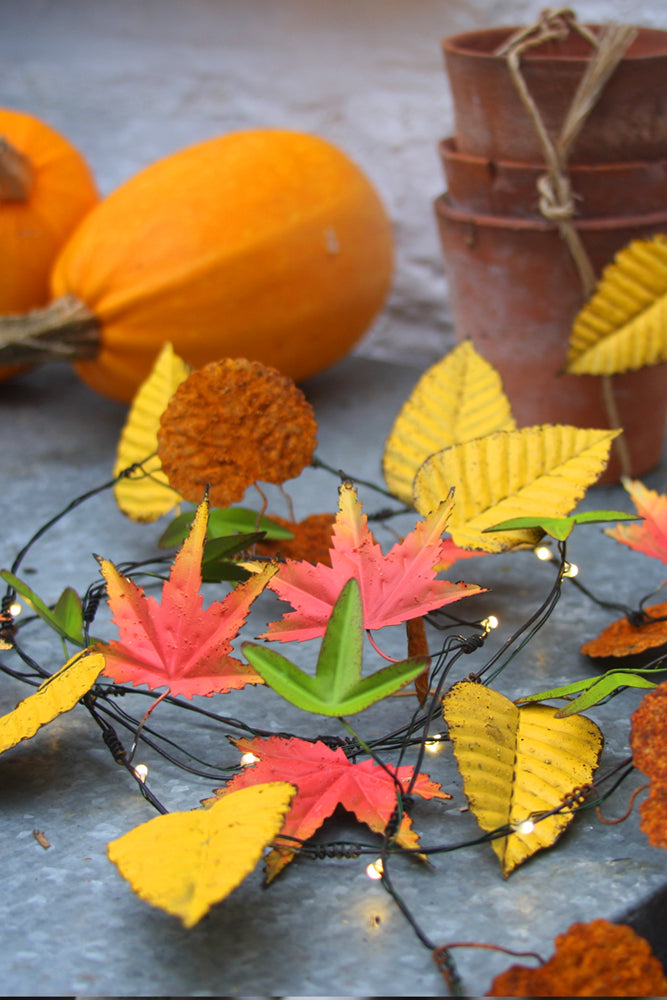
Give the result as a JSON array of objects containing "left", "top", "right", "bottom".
[
  {"left": 566, "top": 235, "right": 667, "bottom": 375},
  {"left": 113, "top": 342, "right": 190, "bottom": 522},
  {"left": 442, "top": 681, "right": 602, "bottom": 877},
  {"left": 0, "top": 649, "right": 104, "bottom": 754},
  {"left": 383, "top": 341, "right": 516, "bottom": 505},
  {"left": 413, "top": 425, "right": 620, "bottom": 552},
  {"left": 108, "top": 782, "right": 295, "bottom": 927}
]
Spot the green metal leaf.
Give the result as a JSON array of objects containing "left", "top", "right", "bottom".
[
  {"left": 555, "top": 672, "right": 658, "bottom": 716},
  {"left": 242, "top": 578, "right": 427, "bottom": 716},
  {"left": 515, "top": 678, "right": 598, "bottom": 705},
  {"left": 1, "top": 572, "right": 85, "bottom": 645},
  {"left": 53, "top": 587, "right": 84, "bottom": 642},
  {"left": 200, "top": 532, "right": 265, "bottom": 582},
  {"left": 158, "top": 507, "right": 294, "bottom": 548},
  {"left": 484, "top": 509, "right": 641, "bottom": 541},
  {"left": 516, "top": 667, "right": 660, "bottom": 717}
]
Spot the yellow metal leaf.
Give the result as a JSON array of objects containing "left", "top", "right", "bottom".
[
  {"left": 107, "top": 782, "right": 295, "bottom": 927},
  {"left": 383, "top": 341, "right": 516, "bottom": 505},
  {"left": 0, "top": 649, "right": 105, "bottom": 754},
  {"left": 566, "top": 235, "right": 667, "bottom": 375},
  {"left": 413, "top": 425, "right": 620, "bottom": 552},
  {"left": 442, "top": 681, "right": 602, "bottom": 877},
  {"left": 113, "top": 342, "right": 190, "bottom": 522}
]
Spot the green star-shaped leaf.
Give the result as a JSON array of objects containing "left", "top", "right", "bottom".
[{"left": 242, "top": 578, "right": 427, "bottom": 716}]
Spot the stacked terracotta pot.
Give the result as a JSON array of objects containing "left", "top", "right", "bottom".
[{"left": 435, "top": 21, "right": 667, "bottom": 481}]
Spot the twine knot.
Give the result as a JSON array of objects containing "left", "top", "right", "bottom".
[{"left": 536, "top": 173, "right": 576, "bottom": 221}]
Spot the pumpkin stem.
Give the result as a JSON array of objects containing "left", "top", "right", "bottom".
[
  {"left": 0, "top": 294, "right": 100, "bottom": 364},
  {"left": 0, "top": 138, "right": 34, "bottom": 201}
]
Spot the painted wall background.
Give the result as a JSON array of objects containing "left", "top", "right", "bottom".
[{"left": 2, "top": 0, "right": 664, "bottom": 368}]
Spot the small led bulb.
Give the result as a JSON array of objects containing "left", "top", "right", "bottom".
[
  {"left": 240, "top": 752, "right": 260, "bottom": 767},
  {"left": 535, "top": 546, "right": 553, "bottom": 562},
  {"left": 563, "top": 562, "right": 579, "bottom": 578},
  {"left": 134, "top": 764, "right": 149, "bottom": 783},
  {"left": 8, "top": 602, "right": 22, "bottom": 617},
  {"left": 366, "top": 858, "right": 384, "bottom": 880},
  {"left": 481, "top": 615, "right": 499, "bottom": 632},
  {"left": 514, "top": 818, "right": 535, "bottom": 835},
  {"left": 425, "top": 734, "right": 444, "bottom": 753}
]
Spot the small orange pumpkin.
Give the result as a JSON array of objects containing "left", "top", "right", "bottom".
[
  {"left": 0, "top": 108, "right": 99, "bottom": 313},
  {"left": 0, "top": 108, "right": 99, "bottom": 383},
  {"left": 0, "top": 129, "right": 393, "bottom": 403}
]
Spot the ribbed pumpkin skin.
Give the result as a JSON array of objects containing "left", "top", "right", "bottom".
[
  {"left": 51, "top": 130, "right": 394, "bottom": 403},
  {"left": 0, "top": 108, "right": 99, "bottom": 313}
]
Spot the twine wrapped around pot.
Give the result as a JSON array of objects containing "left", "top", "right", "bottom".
[
  {"left": 498, "top": 8, "right": 638, "bottom": 297},
  {"left": 497, "top": 8, "right": 638, "bottom": 474}
]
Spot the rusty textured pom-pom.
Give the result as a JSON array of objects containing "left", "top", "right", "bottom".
[
  {"left": 157, "top": 358, "right": 317, "bottom": 509},
  {"left": 486, "top": 918, "right": 667, "bottom": 996},
  {"left": 630, "top": 682, "right": 667, "bottom": 849}
]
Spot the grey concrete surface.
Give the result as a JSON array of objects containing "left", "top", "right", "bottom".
[{"left": 1, "top": 357, "right": 667, "bottom": 996}]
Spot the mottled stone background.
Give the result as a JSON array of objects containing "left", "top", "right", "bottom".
[{"left": 2, "top": 0, "right": 663, "bottom": 369}]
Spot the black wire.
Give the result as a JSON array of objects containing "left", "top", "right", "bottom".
[
  {"left": 8, "top": 476, "right": 120, "bottom": 578},
  {"left": 83, "top": 692, "right": 169, "bottom": 814},
  {"left": 310, "top": 454, "right": 411, "bottom": 512},
  {"left": 474, "top": 540, "right": 569, "bottom": 685}
]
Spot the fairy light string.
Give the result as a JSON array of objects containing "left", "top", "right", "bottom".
[{"left": 0, "top": 463, "right": 653, "bottom": 996}]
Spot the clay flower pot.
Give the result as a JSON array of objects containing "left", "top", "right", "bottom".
[
  {"left": 433, "top": 195, "right": 667, "bottom": 482},
  {"left": 442, "top": 26, "right": 667, "bottom": 164},
  {"left": 438, "top": 137, "right": 667, "bottom": 220}
]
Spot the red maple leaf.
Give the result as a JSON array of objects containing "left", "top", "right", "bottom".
[
  {"left": 207, "top": 734, "right": 451, "bottom": 882},
  {"left": 605, "top": 477, "right": 667, "bottom": 563},
  {"left": 97, "top": 498, "right": 276, "bottom": 698},
  {"left": 259, "top": 481, "right": 484, "bottom": 642}
]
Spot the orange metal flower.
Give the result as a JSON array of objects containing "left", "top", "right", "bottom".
[{"left": 157, "top": 358, "right": 317, "bottom": 509}]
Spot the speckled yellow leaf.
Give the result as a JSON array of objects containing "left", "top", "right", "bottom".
[
  {"left": 107, "top": 782, "right": 295, "bottom": 927},
  {"left": 383, "top": 341, "right": 516, "bottom": 505},
  {"left": 566, "top": 235, "right": 667, "bottom": 375},
  {"left": 113, "top": 342, "right": 190, "bottom": 522},
  {"left": 413, "top": 425, "right": 620, "bottom": 552},
  {"left": 0, "top": 649, "right": 105, "bottom": 754},
  {"left": 442, "top": 681, "right": 602, "bottom": 877}
]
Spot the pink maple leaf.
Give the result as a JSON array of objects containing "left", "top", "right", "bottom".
[
  {"left": 98, "top": 497, "right": 276, "bottom": 698},
  {"left": 605, "top": 478, "right": 667, "bottom": 564},
  {"left": 206, "top": 734, "right": 451, "bottom": 882},
  {"left": 437, "top": 536, "right": 489, "bottom": 571},
  {"left": 259, "top": 481, "right": 484, "bottom": 642}
]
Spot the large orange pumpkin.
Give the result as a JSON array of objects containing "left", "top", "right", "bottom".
[{"left": 0, "top": 130, "right": 393, "bottom": 403}]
